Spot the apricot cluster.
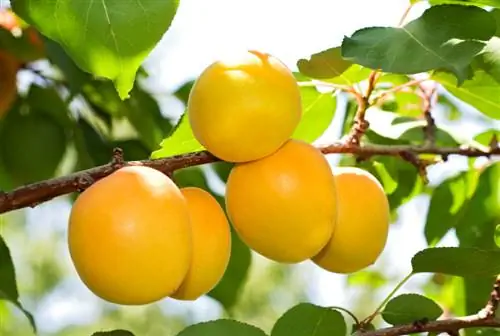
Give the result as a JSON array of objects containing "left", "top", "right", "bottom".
[
  {"left": 68, "top": 167, "right": 231, "bottom": 305},
  {"left": 189, "top": 50, "right": 391, "bottom": 270},
  {"left": 68, "top": 50, "right": 391, "bottom": 306}
]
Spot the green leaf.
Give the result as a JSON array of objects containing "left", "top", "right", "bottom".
[
  {"left": 150, "top": 112, "right": 205, "bottom": 159},
  {"left": 92, "top": 330, "right": 135, "bottom": 336},
  {"left": 474, "top": 130, "right": 500, "bottom": 147},
  {"left": 0, "top": 234, "right": 36, "bottom": 332},
  {"left": 394, "top": 120, "right": 460, "bottom": 147},
  {"left": 429, "top": 0, "right": 500, "bottom": 8},
  {"left": 382, "top": 294, "right": 443, "bottom": 326},
  {"left": 0, "top": 97, "right": 67, "bottom": 185},
  {"left": 271, "top": 303, "right": 346, "bottom": 336},
  {"left": 292, "top": 87, "right": 336, "bottom": 143},
  {"left": 177, "top": 320, "right": 267, "bottom": 336},
  {"left": 424, "top": 172, "right": 472, "bottom": 246},
  {"left": 174, "top": 80, "right": 195, "bottom": 105},
  {"left": 212, "top": 162, "right": 234, "bottom": 183},
  {"left": 12, "top": 0, "right": 180, "bottom": 99},
  {"left": 297, "top": 47, "right": 352, "bottom": 80},
  {"left": 0, "top": 26, "right": 44, "bottom": 62},
  {"left": 494, "top": 225, "right": 500, "bottom": 248},
  {"left": 411, "top": 247, "right": 500, "bottom": 277},
  {"left": 433, "top": 70, "right": 500, "bottom": 119},
  {"left": 341, "top": 5, "right": 496, "bottom": 84},
  {"left": 474, "top": 37, "right": 500, "bottom": 84},
  {"left": 328, "top": 65, "right": 372, "bottom": 85}
]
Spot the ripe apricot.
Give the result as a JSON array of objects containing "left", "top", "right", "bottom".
[
  {"left": 0, "top": 50, "right": 19, "bottom": 118},
  {"left": 187, "top": 50, "right": 302, "bottom": 163},
  {"left": 225, "top": 139, "right": 337, "bottom": 263},
  {"left": 312, "top": 167, "right": 390, "bottom": 273},
  {"left": 171, "top": 187, "right": 231, "bottom": 301},
  {"left": 68, "top": 166, "right": 192, "bottom": 305}
]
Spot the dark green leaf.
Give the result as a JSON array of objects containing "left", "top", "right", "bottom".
[
  {"left": 174, "top": 80, "right": 195, "bottom": 105},
  {"left": 381, "top": 294, "right": 443, "bottom": 325},
  {"left": 150, "top": 112, "right": 205, "bottom": 159},
  {"left": 297, "top": 47, "right": 352, "bottom": 80},
  {"left": 77, "top": 118, "right": 113, "bottom": 166},
  {"left": 433, "top": 70, "right": 500, "bottom": 119},
  {"left": 411, "top": 247, "right": 500, "bottom": 277},
  {"left": 395, "top": 121, "right": 460, "bottom": 147},
  {"left": 292, "top": 87, "right": 336, "bottom": 143},
  {"left": 0, "top": 98, "right": 67, "bottom": 185},
  {"left": 113, "top": 140, "right": 150, "bottom": 161},
  {"left": 424, "top": 172, "right": 472, "bottom": 245},
  {"left": 212, "top": 162, "right": 234, "bottom": 183},
  {"left": 0, "top": 234, "right": 36, "bottom": 332},
  {"left": 92, "top": 330, "right": 135, "bottom": 336},
  {"left": 177, "top": 320, "right": 267, "bottom": 336},
  {"left": 44, "top": 36, "right": 91, "bottom": 95},
  {"left": 271, "top": 303, "right": 346, "bottom": 336},
  {"left": 0, "top": 26, "right": 44, "bottom": 62},
  {"left": 341, "top": 5, "right": 496, "bottom": 84},
  {"left": 12, "top": 0, "right": 180, "bottom": 99}
]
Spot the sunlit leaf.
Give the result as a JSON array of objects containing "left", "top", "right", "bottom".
[
  {"left": 297, "top": 47, "right": 352, "bottom": 80},
  {"left": 12, "top": 0, "right": 180, "bottom": 99}
]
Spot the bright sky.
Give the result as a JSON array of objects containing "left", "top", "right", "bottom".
[{"left": 8, "top": 0, "right": 489, "bottom": 334}]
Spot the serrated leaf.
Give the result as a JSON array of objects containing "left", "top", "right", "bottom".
[
  {"left": 12, "top": 0, "right": 180, "bottom": 99},
  {"left": 92, "top": 330, "right": 135, "bottom": 336},
  {"left": 297, "top": 47, "right": 352, "bottom": 80},
  {"left": 341, "top": 5, "right": 496, "bottom": 84},
  {"left": 381, "top": 294, "right": 443, "bottom": 326},
  {"left": 177, "top": 319, "right": 267, "bottom": 336},
  {"left": 150, "top": 112, "right": 204, "bottom": 159},
  {"left": 433, "top": 70, "right": 500, "bottom": 119},
  {"left": 411, "top": 247, "right": 500, "bottom": 277},
  {"left": 271, "top": 303, "right": 346, "bottom": 336},
  {"left": 292, "top": 87, "right": 336, "bottom": 143},
  {"left": 424, "top": 172, "right": 471, "bottom": 246},
  {"left": 0, "top": 234, "right": 36, "bottom": 332}
]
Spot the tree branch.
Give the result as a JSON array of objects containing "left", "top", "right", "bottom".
[
  {"left": 1, "top": 143, "right": 499, "bottom": 215},
  {"left": 361, "top": 314, "right": 500, "bottom": 336}
]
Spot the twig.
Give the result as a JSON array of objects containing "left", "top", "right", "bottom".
[
  {"left": 371, "top": 78, "right": 431, "bottom": 107},
  {"left": 359, "top": 314, "right": 500, "bottom": 336},
  {"left": 0, "top": 143, "right": 499, "bottom": 215},
  {"left": 345, "top": 71, "right": 380, "bottom": 145},
  {"left": 418, "top": 82, "right": 438, "bottom": 147},
  {"left": 480, "top": 275, "right": 500, "bottom": 319}
]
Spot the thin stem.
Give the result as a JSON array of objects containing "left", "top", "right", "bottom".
[
  {"left": 328, "top": 306, "right": 361, "bottom": 325},
  {"left": 362, "top": 272, "right": 414, "bottom": 326},
  {"left": 398, "top": 3, "right": 413, "bottom": 27}
]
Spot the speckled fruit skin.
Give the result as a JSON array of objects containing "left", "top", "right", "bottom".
[
  {"left": 68, "top": 166, "right": 192, "bottom": 305},
  {"left": 171, "top": 187, "right": 231, "bottom": 301},
  {"left": 225, "top": 139, "right": 337, "bottom": 263},
  {"left": 187, "top": 50, "right": 302, "bottom": 163},
  {"left": 312, "top": 167, "right": 390, "bottom": 274}
]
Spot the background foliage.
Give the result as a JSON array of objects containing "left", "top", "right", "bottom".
[{"left": 0, "top": 0, "right": 500, "bottom": 335}]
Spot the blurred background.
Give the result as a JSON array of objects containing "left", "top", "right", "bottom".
[{"left": 1, "top": 0, "right": 499, "bottom": 335}]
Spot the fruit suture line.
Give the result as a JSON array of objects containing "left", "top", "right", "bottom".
[{"left": 0, "top": 142, "right": 499, "bottom": 215}]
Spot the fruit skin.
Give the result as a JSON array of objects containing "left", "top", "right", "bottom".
[
  {"left": 312, "top": 167, "right": 390, "bottom": 274},
  {"left": 68, "top": 166, "right": 192, "bottom": 305},
  {"left": 225, "top": 139, "right": 337, "bottom": 263},
  {"left": 187, "top": 50, "right": 302, "bottom": 163},
  {"left": 0, "top": 50, "right": 19, "bottom": 119},
  {"left": 171, "top": 187, "right": 231, "bottom": 301}
]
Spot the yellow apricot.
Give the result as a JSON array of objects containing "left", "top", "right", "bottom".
[
  {"left": 312, "top": 167, "right": 390, "bottom": 273},
  {"left": 171, "top": 187, "right": 231, "bottom": 301},
  {"left": 187, "top": 50, "right": 302, "bottom": 163},
  {"left": 225, "top": 139, "right": 337, "bottom": 263},
  {"left": 0, "top": 50, "right": 19, "bottom": 118},
  {"left": 68, "top": 166, "right": 192, "bottom": 305}
]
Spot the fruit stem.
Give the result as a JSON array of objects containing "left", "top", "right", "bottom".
[
  {"left": 361, "top": 272, "right": 414, "bottom": 326},
  {"left": 328, "top": 306, "right": 361, "bottom": 325}
]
